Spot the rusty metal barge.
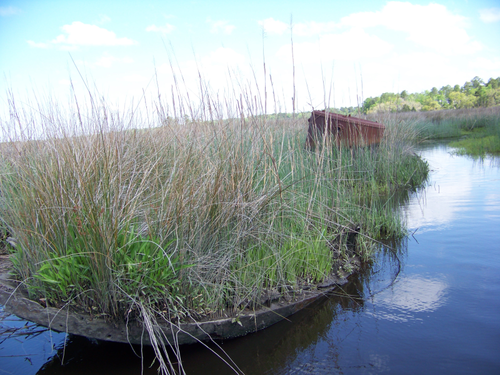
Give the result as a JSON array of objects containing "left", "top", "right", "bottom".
[{"left": 305, "top": 111, "right": 385, "bottom": 148}]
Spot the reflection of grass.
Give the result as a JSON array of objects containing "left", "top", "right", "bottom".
[{"left": 0, "top": 308, "right": 50, "bottom": 343}]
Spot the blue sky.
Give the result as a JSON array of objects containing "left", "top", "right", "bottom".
[{"left": 1, "top": 0, "right": 499, "bottom": 113}]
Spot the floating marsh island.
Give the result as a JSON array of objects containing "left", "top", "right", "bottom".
[{"left": 0, "top": 92, "right": 429, "bottom": 360}]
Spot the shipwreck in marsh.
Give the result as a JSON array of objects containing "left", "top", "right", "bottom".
[{"left": 305, "top": 111, "right": 385, "bottom": 149}]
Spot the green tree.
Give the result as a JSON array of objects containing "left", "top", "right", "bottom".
[
  {"left": 421, "top": 97, "right": 441, "bottom": 111},
  {"left": 380, "top": 92, "right": 397, "bottom": 102},
  {"left": 475, "top": 86, "right": 487, "bottom": 107},
  {"left": 487, "top": 77, "right": 500, "bottom": 89},
  {"left": 462, "top": 81, "right": 474, "bottom": 94},
  {"left": 362, "top": 97, "right": 377, "bottom": 114},
  {"left": 439, "top": 85, "right": 452, "bottom": 96},
  {"left": 449, "top": 91, "right": 476, "bottom": 109},
  {"left": 471, "top": 76, "right": 485, "bottom": 89}
]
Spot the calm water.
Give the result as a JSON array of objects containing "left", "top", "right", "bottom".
[{"left": 1, "top": 144, "right": 499, "bottom": 374}]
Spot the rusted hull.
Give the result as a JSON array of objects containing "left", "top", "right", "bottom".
[{"left": 305, "top": 111, "right": 385, "bottom": 148}]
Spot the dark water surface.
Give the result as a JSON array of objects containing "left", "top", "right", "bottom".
[{"left": 1, "top": 144, "right": 499, "bottom": 374}]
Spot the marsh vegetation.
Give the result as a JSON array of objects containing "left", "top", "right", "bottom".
[
  {"left": 0, "top": 79, "right": 431, "bottom": 373},
  {"left": 367, "top": 106, "right": 500, "bottom": 157}
]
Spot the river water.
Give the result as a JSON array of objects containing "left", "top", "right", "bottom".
[{"left": 1, "top": 143, "right": 499, "bottom": 374}]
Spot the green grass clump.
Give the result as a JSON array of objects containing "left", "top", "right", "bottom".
[{"left": 450, "top": 135, "right": 500, "bottom": 157}]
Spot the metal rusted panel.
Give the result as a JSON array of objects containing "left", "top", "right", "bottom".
[{"left": 305, "top": 110, "right": 385, "bottom": 149}]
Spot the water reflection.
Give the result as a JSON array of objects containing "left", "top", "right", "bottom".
[
  {"left": 370, "top": 275, "right": 448, "bottom": 323},
  {"left": 404, "top": 146, "right": 473, "bottom": 232},
  {"left": 404, "top": 144, "right": 500, "bottom": 233}
]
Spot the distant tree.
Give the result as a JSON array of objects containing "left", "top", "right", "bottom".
[
  {"left": 402, "top": 104, "right": 411, "bottom": 112},
  {"left": 439, "top": 85, "right": 452, "bottom": 96},
  {"left": 475, "top": 86, "right": 488, "bottom": 107},
  {"left": 380, "top": 92, "right": 397, "bottom": 102},
  {"left": 435, "top": 93, "right": 449, "bottom": 108},
  {"left": 449, "top": 92, "right": 476, "bottom": 109},
  {"left": 471, "top": 76, "right": 485, "bottom": 89},
  {"left": 462, "top": 81, "right": 474, "bottom": 94},
  {"left": 360, "top": 76, "right": 499, "bottom": 113},
  {"left": 362, "top": 97, "right": 377, "bottom": 114},
  {"left": 421, "top": 97, "right": 441, "bottom": 111},
  {"left": 487, "top": 77, "right": 500, "bottom": 89}
]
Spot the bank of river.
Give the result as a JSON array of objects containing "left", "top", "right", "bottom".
[{"left": 1, "top": 143, "right": 499, "bottom": 374}]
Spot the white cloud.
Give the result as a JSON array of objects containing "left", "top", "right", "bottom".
[
  {"left": 27, "top": 40, "right": 50, "bottom": 49},
  {"left": 340, "top": 2, "right": 481, "bottom": 55},
  {"left": 146, "top": 23, "right": 176, "bottom": 34},
  {"left": 276, "top": 28, "right": 393, "bottom": 64},
  {"left": 201, "top": 47, "right": 246, "bottom": 66},
  {"left": 259, "top": 18, "right": 341, "bottom": 37},
  {"left": 378, "top": 51, "right": 456, "bottom": 90},
  {"left": 468, "top": 57, "right": 500, "bottom": 76},
  {"left": 293, "top": 21, "right": 338, "bottom": 36},
  {"left": 479, "top": 8, "right": 500, "bottom": 23},
  {"left": 95, "top": 53, "right": 134, "bottom": 68},
  {"left": 51, "top": 21, "right": 137, "bottom": 46},
  {"left": 207, "top": 19, "right": 235, "bottom": 35},
  {"left": 58, "top": 45, "right": 79, "bottom": 51},
  {"left": 258, "top": 18, "right": 288, "bottom": 35},
  {"left": 157, "top": 47, "right": 248, "bottom": 95},
  {"left": 386, "top": 51, "right": 449, "bottom": 71},
  {"left": 0, "top": 6, "right": 20, "bottom": 16}
]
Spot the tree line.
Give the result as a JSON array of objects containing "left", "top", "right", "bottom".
[{"left": 336, "top": 76, "right": 500, "bottom": 115}]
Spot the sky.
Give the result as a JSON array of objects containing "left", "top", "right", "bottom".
[{"left": 1, "top": 0, "right": 500, "bottom": 115}]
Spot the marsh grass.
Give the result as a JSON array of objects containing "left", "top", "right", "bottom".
[
  {"left": 450, "top": 135, "right": 500, "bottom": 157},
  {"left": 367, "top": 106, "right": 500, "bottom": 142},
  {"left": 448, "top": 114, "right": 500, "bottom": 157},
  {"left": 0, "top": 76, "right": 428, "bottom": 374}
]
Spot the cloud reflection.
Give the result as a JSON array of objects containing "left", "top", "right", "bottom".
[
  {"left": 369, "top": 275, "right": 448, "bottom": 323},
  {"left": 404, "top": 146, "right": 473, "bottom": 233}
]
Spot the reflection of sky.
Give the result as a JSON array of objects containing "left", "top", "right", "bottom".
[
  {"left": 403, "top": 145, "right": 498, "bottom": 233},
  {"left": 484, "top": 193, "right": 500, "bottom": 219},
  {"left": 369, "top": 275, "right": 448, "bottom": 323}
]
